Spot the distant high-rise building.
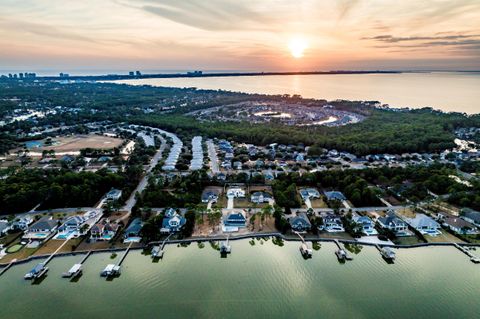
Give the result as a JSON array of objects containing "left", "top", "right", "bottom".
[
  {"left": 135, "top": 71, "right": 141, "bottom": 76},
  {"left": 129, "top": 71, "right": 134, "bottom": 76}
]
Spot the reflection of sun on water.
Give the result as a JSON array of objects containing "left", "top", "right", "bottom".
[{"left": 289, "top": 37, "right": 308, "bottom": 58}]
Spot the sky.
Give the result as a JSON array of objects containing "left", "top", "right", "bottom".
[{"left": 0, "top": 0, "right": 479, "bottom": 74}]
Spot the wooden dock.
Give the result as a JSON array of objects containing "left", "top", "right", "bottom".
[
  {"left": 62, "top": 251, "right": 92, "bottom": 278},
  {"left": 294, "top": 232, "right": 312, "bottom": 258},
  {"left": 220, "top": 236, "right": 231, "bottom": 255},
  {"left": 117, "top": 242, "right": 133, "bottom": 267},
  {"left": 152, "top": 233, "right": 172, "bottom": 259},
  {"left": 334, "top": 239, "right": 353, "bottom": 261},
  {"left": 375, "top": 244, "right": 396, "bottom": 262},
  {"left": 101, "top": 242, "right": 133, "bottom": 278},
  {"left": 454, "top": 243, "right": 480, "bottom": 263},
  {"left": 0, "top": 259, "right": 16, "bottom": 277}
]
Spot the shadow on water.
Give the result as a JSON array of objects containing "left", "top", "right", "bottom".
[
  {"left": 31, "top": 275, "right": 47, "bottom": 285},
  {"left": 70, "top": 273, "right": 83, "bottom": 283},
  {"left": 382, "top": 256, "right": 395, "bottom": 265},
  {"left": 105, "top": 274, "right": 120, "bottom": 282}
]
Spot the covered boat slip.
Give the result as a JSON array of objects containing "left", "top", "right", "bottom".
[
  {"left": 62, "top": 264, "right": 82, "bottom": 278},
  {"left": 101, "top": 264, "right": 121, "bottom": 277}
]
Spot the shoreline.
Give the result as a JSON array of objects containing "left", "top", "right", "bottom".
[
  {"left": 9, "top": 70, "right": 402, "bottom": 82},
  {"left": 1, "top": 233, "right": 478, "bottom": 268}
]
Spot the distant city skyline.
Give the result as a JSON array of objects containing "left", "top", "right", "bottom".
[{"left": 1, "top": 0, "right": 479, "bottom": 72}]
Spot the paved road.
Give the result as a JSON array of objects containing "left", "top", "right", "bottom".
[
  {"left": 206, "top": 139, "right": 219, "bottom": 174},
  {"left": 123, "top": 135, "right": 166, "bottom": 212}
]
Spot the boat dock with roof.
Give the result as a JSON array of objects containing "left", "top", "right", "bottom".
[
  {"left": 101, "top": 242, "right": 133, "bottom": 278},
  {"left": 62, "top": 251, "right": 91, "bottom": 278},
  {"left": 334, "top": 239, "right": 353, "bottom": 262}
]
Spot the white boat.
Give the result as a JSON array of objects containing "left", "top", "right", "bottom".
[
  {"left": 220, "top": 241, "right": 231, "bottom": 254},
  {"left": 151, "top": 246, "right": 163, "bottom": 259},
  {"left": 101, "top": 264, "right": 120, "bottom": 277},
  {"left": 24, "top": 263, "right": 48, "bottom": 280},
  {"left": 335, "top": 249, "right": 347, "bottom": 261},
  {"left": 380, "top": 247, "right": 396, "bottom": 261},
  {"left": 300, "top": 243, "right": 313, "bottom": 258}
]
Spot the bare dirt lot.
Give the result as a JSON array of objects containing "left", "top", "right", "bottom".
[{"left": 39, "top": 135, "right": 124, "bottom": 152}]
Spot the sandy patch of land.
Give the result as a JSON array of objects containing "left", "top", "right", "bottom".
[{"left": 38, "top": 135, "right": 123, "bottom": 153}]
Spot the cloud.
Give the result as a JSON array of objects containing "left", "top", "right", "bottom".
[
  {"left": 337, "top": 0, "right": 360, "bottom": 20},
  {"left": 0, "top": 17, "right": 96, "bottom": 43},
  {"left": 117, "top": 0, "right": 272, "bottom": 31},
  {"left": 363, "top": 34, "right": 480, "bottom": 43}
]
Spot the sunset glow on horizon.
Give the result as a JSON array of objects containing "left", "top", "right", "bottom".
[{"left": 0, "top": 0, "right": 479, "bottom": 73}]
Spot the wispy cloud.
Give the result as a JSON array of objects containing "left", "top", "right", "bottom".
[
  {"left": 336, "top": 0, "right": 360, "bottom": 20},
  {"left": 363, "top": 34, "right": 480, "bottom": 43},
  {"left": 118, "top": 0, "right": 273, "bottom": 31}
]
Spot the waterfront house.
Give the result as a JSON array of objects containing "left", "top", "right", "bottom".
[
  {"left": 250, "top": 192, "right": 272, "bottom": 204},
  {"left": 377, "top": 212, "right": 409, "bottom": 236},
  {"left": 58, "top": 215, "right": 86, "bottom": 233},
  {"left": 439, "top": 213, "right": 478, "bottom": 235},
  {"left": 160, "top": 208, "right": 186, "bottom": 234},
  {"left": 289, "top": 212, "right": 312, "bottom": 232},
  {"left": 352, "top": 215, "right": 378, "bottom": 236},
  {"left": 12, "top": 216, "right": 33, "bottom": 230},
  {"left": 105, "top": 188, "right": 122, "bottom": 201},
  {"left": 299, "top": 188, "right": 320, "bottom": 200},
  {"left": 90, "top": 219, "right": 119, "bottom": 241},
  {"left": 461, "top": 208, "right": 480, "bottom": 227},
  {"left": 23, "top": 216, "right": 59, "bottom": 240},
  {"left": 57, "top": 211, "right": 101, "bottom": 238},
  {"left": 405, "top": 214, "right": 441, "bottom": 236},
  {"left": 223, "top": 212, "right": 247, "bottom": 228},
  {"left": 124, "top": 218, "right": 143, "bottom": 242},
  {"left": 320, "top": 214, "right": 345, "bottom": 232}
]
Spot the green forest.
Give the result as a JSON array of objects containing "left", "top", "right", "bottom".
[
  {"left": 1, "top": 81, "right": 479, "bottom": 156},
  {"left": 0, "top": 168, "right": 126, "bottom": 214}
]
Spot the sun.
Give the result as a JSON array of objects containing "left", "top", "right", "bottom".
[{"left": 288, "top": 37, "right": 308, "bottom": 58}]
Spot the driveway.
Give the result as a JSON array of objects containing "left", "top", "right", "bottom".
[{"left": 227, "top": 196, "right": 234, "bottom": 209}]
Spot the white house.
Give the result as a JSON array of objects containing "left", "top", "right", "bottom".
[
  {"left": 377, "top": 212, "right": 409, "bottom": 236},
  {"left": 352, "top": 214, "right": 378, "bottom": 236},
  {"left": 227, "top": 187, "right": 245, "bottom": 198},
  {"left": 106, "top": 188, "right": 122, "bottom": 201},
  {"left": 406, "top": 214, "right": 441, "bottom": 236},
  {"left": 23, "top": 216, "right": 59, "bottom": 240},
  {"left": 320, "top": 214, "right": 345, "bottom": 233},
  {"left": 250, "top": 192, "right": 272, "bottom": 204}
]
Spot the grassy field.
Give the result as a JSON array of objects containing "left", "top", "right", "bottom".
[
  {"left": 36, "top": 135, "right": 124, "bottom": 153},
  {"left": 394, "top": 236, "right": 424, "bottom": 245},
  {"left": 425, "top": 230, "right": 464, "bottom": 243}
]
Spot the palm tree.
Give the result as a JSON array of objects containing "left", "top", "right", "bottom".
[{"left": 259, "top": 205, "right": 273, "bottom": 231}]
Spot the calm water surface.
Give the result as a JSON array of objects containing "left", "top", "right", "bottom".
[
  {"left": 0, "top": 241, "right": 479, "bottom": 319},
  {"left": 113, "top": 72, "right": 480, "bottom": 114}
]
